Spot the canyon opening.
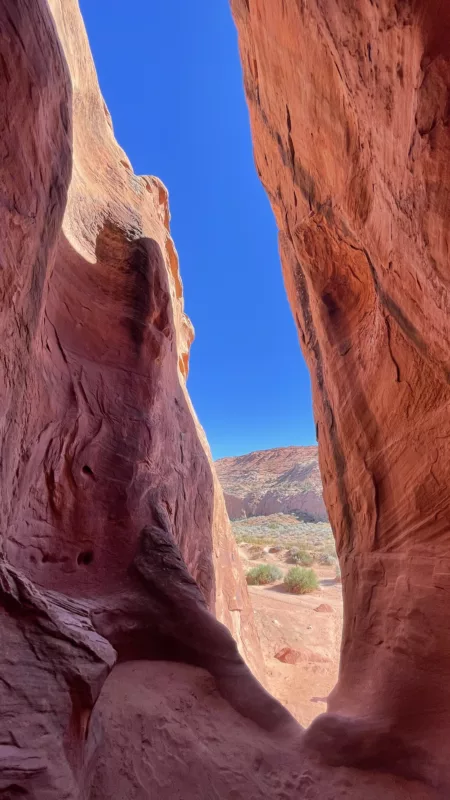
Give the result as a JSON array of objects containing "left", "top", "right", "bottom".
[{"left": 0, "top": 1, "right": 449, "bottom": 800}]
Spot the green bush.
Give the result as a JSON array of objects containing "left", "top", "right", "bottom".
[
  {"left": 284, "top": 567, "right": 319, "bottom": 594},
  {"left": 286, "top": 548, "right": 314, "bottom": 567},
  {"left": 246, "top": 564, "right": 283, "bottom": 586}
]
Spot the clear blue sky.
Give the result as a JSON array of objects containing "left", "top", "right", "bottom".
[{"left": 79, "top": 0, "right": 315, "bottom": 459}]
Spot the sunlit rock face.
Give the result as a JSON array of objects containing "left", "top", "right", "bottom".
[
  {"left": 230, "top": 0, "right": 450, "bottom": 791},
  {"left": 216, "top": 445, "right": 328, "bottom": 521}
]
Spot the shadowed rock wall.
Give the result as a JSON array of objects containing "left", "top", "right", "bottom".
[{"left": 0, "top": 1, "right": 296, "bottom": 796}]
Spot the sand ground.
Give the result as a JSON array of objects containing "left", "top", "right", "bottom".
[{"left": 238, "top": 545, "right": 343, "bottom": 725}]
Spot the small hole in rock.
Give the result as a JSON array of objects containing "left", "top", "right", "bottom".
[
  {"left": 77, "top": 550, "right": 94, "bottom": 566},
  {"left": 82, "top": 465, "right": 93, "bottom": 476}
]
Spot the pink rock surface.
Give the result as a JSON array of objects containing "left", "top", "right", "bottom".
[
  {"left": 85, "top": 660, "right": 438, "bottom": 800},
  {"left": 230, "top": 0, "right": 450, "bottom": 792},
  {"left": 0, "top": 0, "right": 294, "bottom": 796}
]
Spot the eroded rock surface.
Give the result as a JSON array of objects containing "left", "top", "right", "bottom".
[
  {"left": 231, "top": 0, "right": 450, "bottom": 792},
  {"left": 0, "top": 0, "right": 291, "bottom": 796},
  {"left": 84, "top": 660, "right": 437, "bottom": 800}
]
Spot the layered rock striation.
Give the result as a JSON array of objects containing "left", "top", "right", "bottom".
[
  {"left": 216, "top": 445, "right": 327, "bottom": 521},
  {"left": 231, "top": 0, "right": 450, "bottom": 791}
]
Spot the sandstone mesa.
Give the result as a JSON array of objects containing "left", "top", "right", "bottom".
[{"left": 216, "top": 445, "right": 328, "bottom": 521}]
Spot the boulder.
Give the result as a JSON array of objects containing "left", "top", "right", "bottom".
[{"left": 314, "top": 604, "right": 334, "bottom": 614}]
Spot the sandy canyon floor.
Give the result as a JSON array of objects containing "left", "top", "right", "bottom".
[{"left": 236, "top": 522, "right": 343, "bottom": 725}]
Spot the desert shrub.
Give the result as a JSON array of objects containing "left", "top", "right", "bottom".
[
  {"left": 286, "top": 548, "right": 314, "bottom": 567},
  {"left": 317, "top": 552, "right": 336, "bottom": 566},
  {"left": 246, "top": 564, "right": 283, "bottom": 586},
  {"left": 284, "top": 567, "right": 319, "bottom": 594}
]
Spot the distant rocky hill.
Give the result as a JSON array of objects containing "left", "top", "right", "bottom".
[{"left": 216, "top": 446, "right": 327, "bottom": 522}]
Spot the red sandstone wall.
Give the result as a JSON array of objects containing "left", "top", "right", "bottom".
[
  {"left": 0, "top": 0, "right": 261, "bottom": 660},
  {"left": 231, "top": 0, "right": 450, "bottom": 789},
  {"left": 0, "top": 1, "right": 286, "bottom": 796}
]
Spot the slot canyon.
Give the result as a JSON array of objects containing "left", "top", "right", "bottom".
[{"left": 0, "top": 0, "right": 449, "bottom": 798}]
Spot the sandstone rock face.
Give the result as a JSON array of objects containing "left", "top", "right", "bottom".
[
  {"left": 83, "top": 660, "right": 435, "bottom": 800},
  {"left": 231, "top": 0, "right": 450, "bottom": 791},
  {"left": 0, "top": 1, "right": 297, "bottom": 796},
  {"left": 216, "top": 445, "right": 328, "bottom": 521}
]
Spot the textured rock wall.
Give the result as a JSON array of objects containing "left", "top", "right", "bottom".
[
  {"left": 3, "top": 0, "right": 254, "bottom": 647},
  {"left": 0, "top": 1, "right": 299, "bottom": 797},
  {"left": 230, "top": 0, "right": 450, "bottom": 790}
]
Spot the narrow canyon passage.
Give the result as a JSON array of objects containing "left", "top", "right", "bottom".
[
  {"left": 0, "top": 0, "right": 449, "bottom": 798},
  {"left": 217, "top": 446, "right": 344, "bottom": 726}
]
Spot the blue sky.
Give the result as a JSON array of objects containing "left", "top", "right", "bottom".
[{"left": 79, "top": 0, "right": 315, "bottom": 459}]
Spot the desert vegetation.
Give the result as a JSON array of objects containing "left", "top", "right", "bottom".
[
  {"left": 232, "top": 512, "right": 337, "bottom": 564},
  {"left": 246, "top": 564, "right": 283, "bottom": 585},
  {"left": 286, "top": 548, "right": 314, "bottom": 566},
  {"left": 233, "top": 511, "right": 334, "bottom": 547},
  {"left": 235, "top": 511, "right": 343, "bottom": 726},
  {"left": 284, "top": 567, "right": 319, "bottom": 594}
]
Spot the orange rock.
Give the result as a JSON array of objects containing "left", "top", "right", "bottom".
[
  {"left": 314, "top": 604, "right": 333, "bottom": 614},
  {"left": 275, "top": 647, "right": 330, "bottom": 665},
  {"left": 231, "top": 0, "right": 450, "bottom": 790},
  {"left": 275, "top": 647, "right": 303, "bottom": 664}
]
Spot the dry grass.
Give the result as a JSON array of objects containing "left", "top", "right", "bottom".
[{"left": 232, "top": 513, "right": 336, "bottom": 557}]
